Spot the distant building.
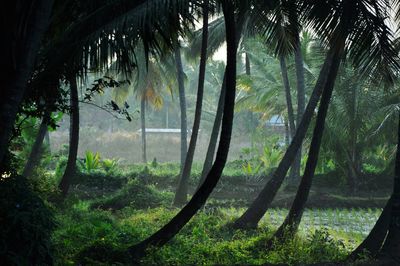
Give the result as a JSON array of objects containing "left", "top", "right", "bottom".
[
  {"left": 266, "top": 115, "right": 285, "bottom": 127},
  {"left": 137, "top": 128, "right": 192, "bottom": 135},
  {"left": 265, "top": 115, "right": 286, "bottom": 147}
]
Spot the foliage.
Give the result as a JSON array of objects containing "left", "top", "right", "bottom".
[
  {"left": 74, "top": 172, "right": 127, "bottom": 191},
  {"left": 0, "top": 175, "right": 55, "bottom": 265},
  {"left": 52, "top": 204, "right": 356, "bottom": 265},
  {"left": 102, "top": 158, "right": 120, "bottom": 174},
  {"left": 90, "top": 178, "right": 173, "bottom": 211},
  {"left": 239, "top": 135, "right": 284, "bottom": 177},
  {"left": 54, "top": 156, "right": 68, "bottom": 181},
  {"left": 79, "top": 150, "right": 101, "bottom": 173}
]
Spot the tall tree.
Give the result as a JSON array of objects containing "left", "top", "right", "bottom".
[
  {"left": 289, "top": 38, "right": 306, "bottom": 184},
  {"left": 0, "top": 0, "right": 54, "bottom": 166},
  {"left": 197, "top": 75, "right": 225, "bottom": 187},
  {"left": 378, "top": 111, "right": 400, "bottom": 260},
  {"left": 59, "top": 76, "right": 80, "bottom": 197},
  {"left": 174, "top": 0, "right": 209, "bottom": 206},
  {"left": 22, "top": 113, "right": 50, "bottom": 178},
  {"left": 279, "top": 55, "right": 296, "bottom": 144},
  {"left": 233, "top": 45, "right": 337, "bottom": 229},
  {"left": 140, "top": 97, "right": 147, "bottom": 163},
  {"left": 350, "top": 112, "right": 400, "bottom": 263},
  {"left": 175, "top": 47, "right": 188, "bottom": 174},
  {"left": 129, "top": 1, "right": 238, "bottom": 260},
  {"left": 233, "top": 0, "right": 398, "bottom": 229},
  {"left": 270, "top": 43, "right": 344, "bottom": 241}
]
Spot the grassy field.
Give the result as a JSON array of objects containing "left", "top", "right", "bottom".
[
  {"left": 11, "top": 160, "right": 383, "bottom": 265},
  {"left": 52, "top": 200, "right": 379, "bottom": 265},
  {"left": 47, "top": 163, "right": 385, "bottom": 265}
]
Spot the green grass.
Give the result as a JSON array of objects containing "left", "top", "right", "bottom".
[
  {"left": 39, "top": 161, "right": 386, "bottom": 265},
  {"left": 52, "top": 202, "right": 379, "bottom": 265}
]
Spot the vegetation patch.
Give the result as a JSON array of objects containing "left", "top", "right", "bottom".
[{"left": 90, "top": 179, "right": 173, "bottom": 211}]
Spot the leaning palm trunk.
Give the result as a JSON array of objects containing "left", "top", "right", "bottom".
[
  {"left": 0, "top": 0, "right": 54, "bottom": 166},
  {"left": 348, "top": 197, "right": 392, "bottom": 260},
  {"left": 22, "top": 113, "right": 50, "bottom": 178},
  {"left": 379, "top": 111, "right": 400, "bottom": 260},
  {"left": 197, "top": 75, "right": 226, "bottom": 188},
  {"left": 173, "top": 1, "right": 209, "bottom": 206},
  {"left": 58, "top": 76, "right": 80, "bottom": 197},
  {"left": 197, "top": 14, "right": 245, "bottom": 189},
  {"left": 279, "top": 55, "right": 296, "bottom": 140},
  {"left": 290, "top": 40, "right": 306, "bottom": 183},
  {"left": 271, "top": 45, "right": 343, "bottom": 241},
  {"left": 175, "top": 47, "right": 188, "bottom": 175},
  {"left": 129, "top": 3, "right": 237, "bottom": 260},
  {"left": 140, "top": 97, "right": 147, "bottom": 163},
  {"left": 233, "top": 46, "right": 339, "bottom": 229},
  {"left": 349, "top": 113, "right": 400, "bottom": 262}
]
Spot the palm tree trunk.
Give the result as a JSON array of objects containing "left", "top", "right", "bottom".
[
  {"left": 245, "top": 52, "right": 251, "bottom": 75},
  {"left": 129, "top": 3, "right": 237, "bottom": 260},
  {"left": 348, "top": 197, "right": 392, "bottom": 260},
  {"left": 347, "top": 85, "right": 358, "bottom": 194},
  {"left": 197, "top": 74, "right": 226, "bottom": 188},
  {"left": 0, "top": 0, "right": 53, "bottom": 166},
  {"left": 271, "top": 49, "right": 342, "bottom": 240},
  {"left": 22, "top": 113, "right": 50, "bottom": 178},
  {"left": 45, "top": 131, "right": 51, "bottom": 152},
  {"left": 349, "top": 113, "right": 400, "bottom": 261},
  {"left": 58, "top": 76, "right": 80, "bottom": 197},
  {"left": 380, "top": 112, "right": 400, "bottom": 259},
  {"left": 279, "top": 55, "right": 296, "bottom": 141},
  {"left": 173, "top": 1, "right": 209, "bottom": 206},
  {"left": 175, "top": 47, "right": 188, "bottom": 175},
  {"left": 141, "top": 97, "right": 147, "bottom": 163},
  {"left": 197, "top": 8, "right": 246, "bottom": 189},
  {"left": 290, "top": 39, "right": 306, "bottom": 184},
  {"left": 233, "top": 46, "right": 340, "bottom": 229}
]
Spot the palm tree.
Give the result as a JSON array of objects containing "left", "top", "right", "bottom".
[
  {"left": 0, "top": 0, "right": 54, "bottom": 166},
  {"left": 376, "top": 112, "right": 400, "bottom": 259},
  {"left": 349, "top": 111, "right": 400, "bottom": 262},
  {"left": 279, "top": 55, "right": 296, "bottom": 143},
  {"left": 269, "top": 46, "right": 344, "bottom": 241},
  {"left": 349, "top": 102, "right": 400, "bottom": 261},
  {"left": 136, "top": 57, "right": 165, "bottom": 164},
  {"left": 22, "top": 112, "right": 50, "bottom": 178},
  {"left": 129, "top": 1, "right": 239, "bottom": 260},
  {"left": 140, "top": 97, "right": 148, "bottom": 163},
  {"left": 291, "top": 37, "right": 306, "bottom": 184},
  {"left": 174, "top": 47, "right": 189, "bottom": 176},
  {"left": 2, "top": 0, "right": 197, "bottom": 176},
  {"left": 174, "top": 0, "right": 209, "bottom": 206},
  {"left": 233, "top": 0, "right": 399, "bottom": 229},
  {"left": 59, "top": 75, "right": 80, "bottom": 197}
]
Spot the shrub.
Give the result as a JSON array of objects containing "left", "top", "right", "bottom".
[
  {"left": 0, "top": 175, "right": 55, "bottom": 265},
  {"left": 79, "top": 150, "right": 101, "bottom": 173},
  {"left": 90, "top": 179, "right": 172, "bottom": 211},
  {"left": 101, "top": 158, "right": 119, "bottom": 174}
]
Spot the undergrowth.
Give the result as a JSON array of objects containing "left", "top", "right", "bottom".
[{"left": 52, "top": 204, "right": 352, "bottom": 265}]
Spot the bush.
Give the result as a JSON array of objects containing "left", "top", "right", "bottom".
[
  {"left": 75, "top": 171, "right": 127, "bottom": 189},
  {"left": 0, "top": 175, "right": 55, "bottom": 265},
  {"left": 90, "top": 179, "right": 172, "bottom": 211}
]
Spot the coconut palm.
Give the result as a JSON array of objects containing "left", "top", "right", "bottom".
[
  {"left": 0, "top": 0, "right": 54, "bottom": 167},
  {"left": 22, "top": 113, "right": 51, "bottom": 178},
  {"left": 174, "top": 47, "right": 189, "bottom": 175},
  {"left": 129, "top": 1, "right": 240, "bottom": 260},
  {"left": 234, "top": 0, "right": 399, "bottom": 229},
  {"left": 59, "top": 76, "right": 80, "bottom": 197},
  {"left": 174, "top": 0, "right": 209, "bottom": 206},
  {"left": 349, "top": 92, "right": 400, "bottom": 260}
]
